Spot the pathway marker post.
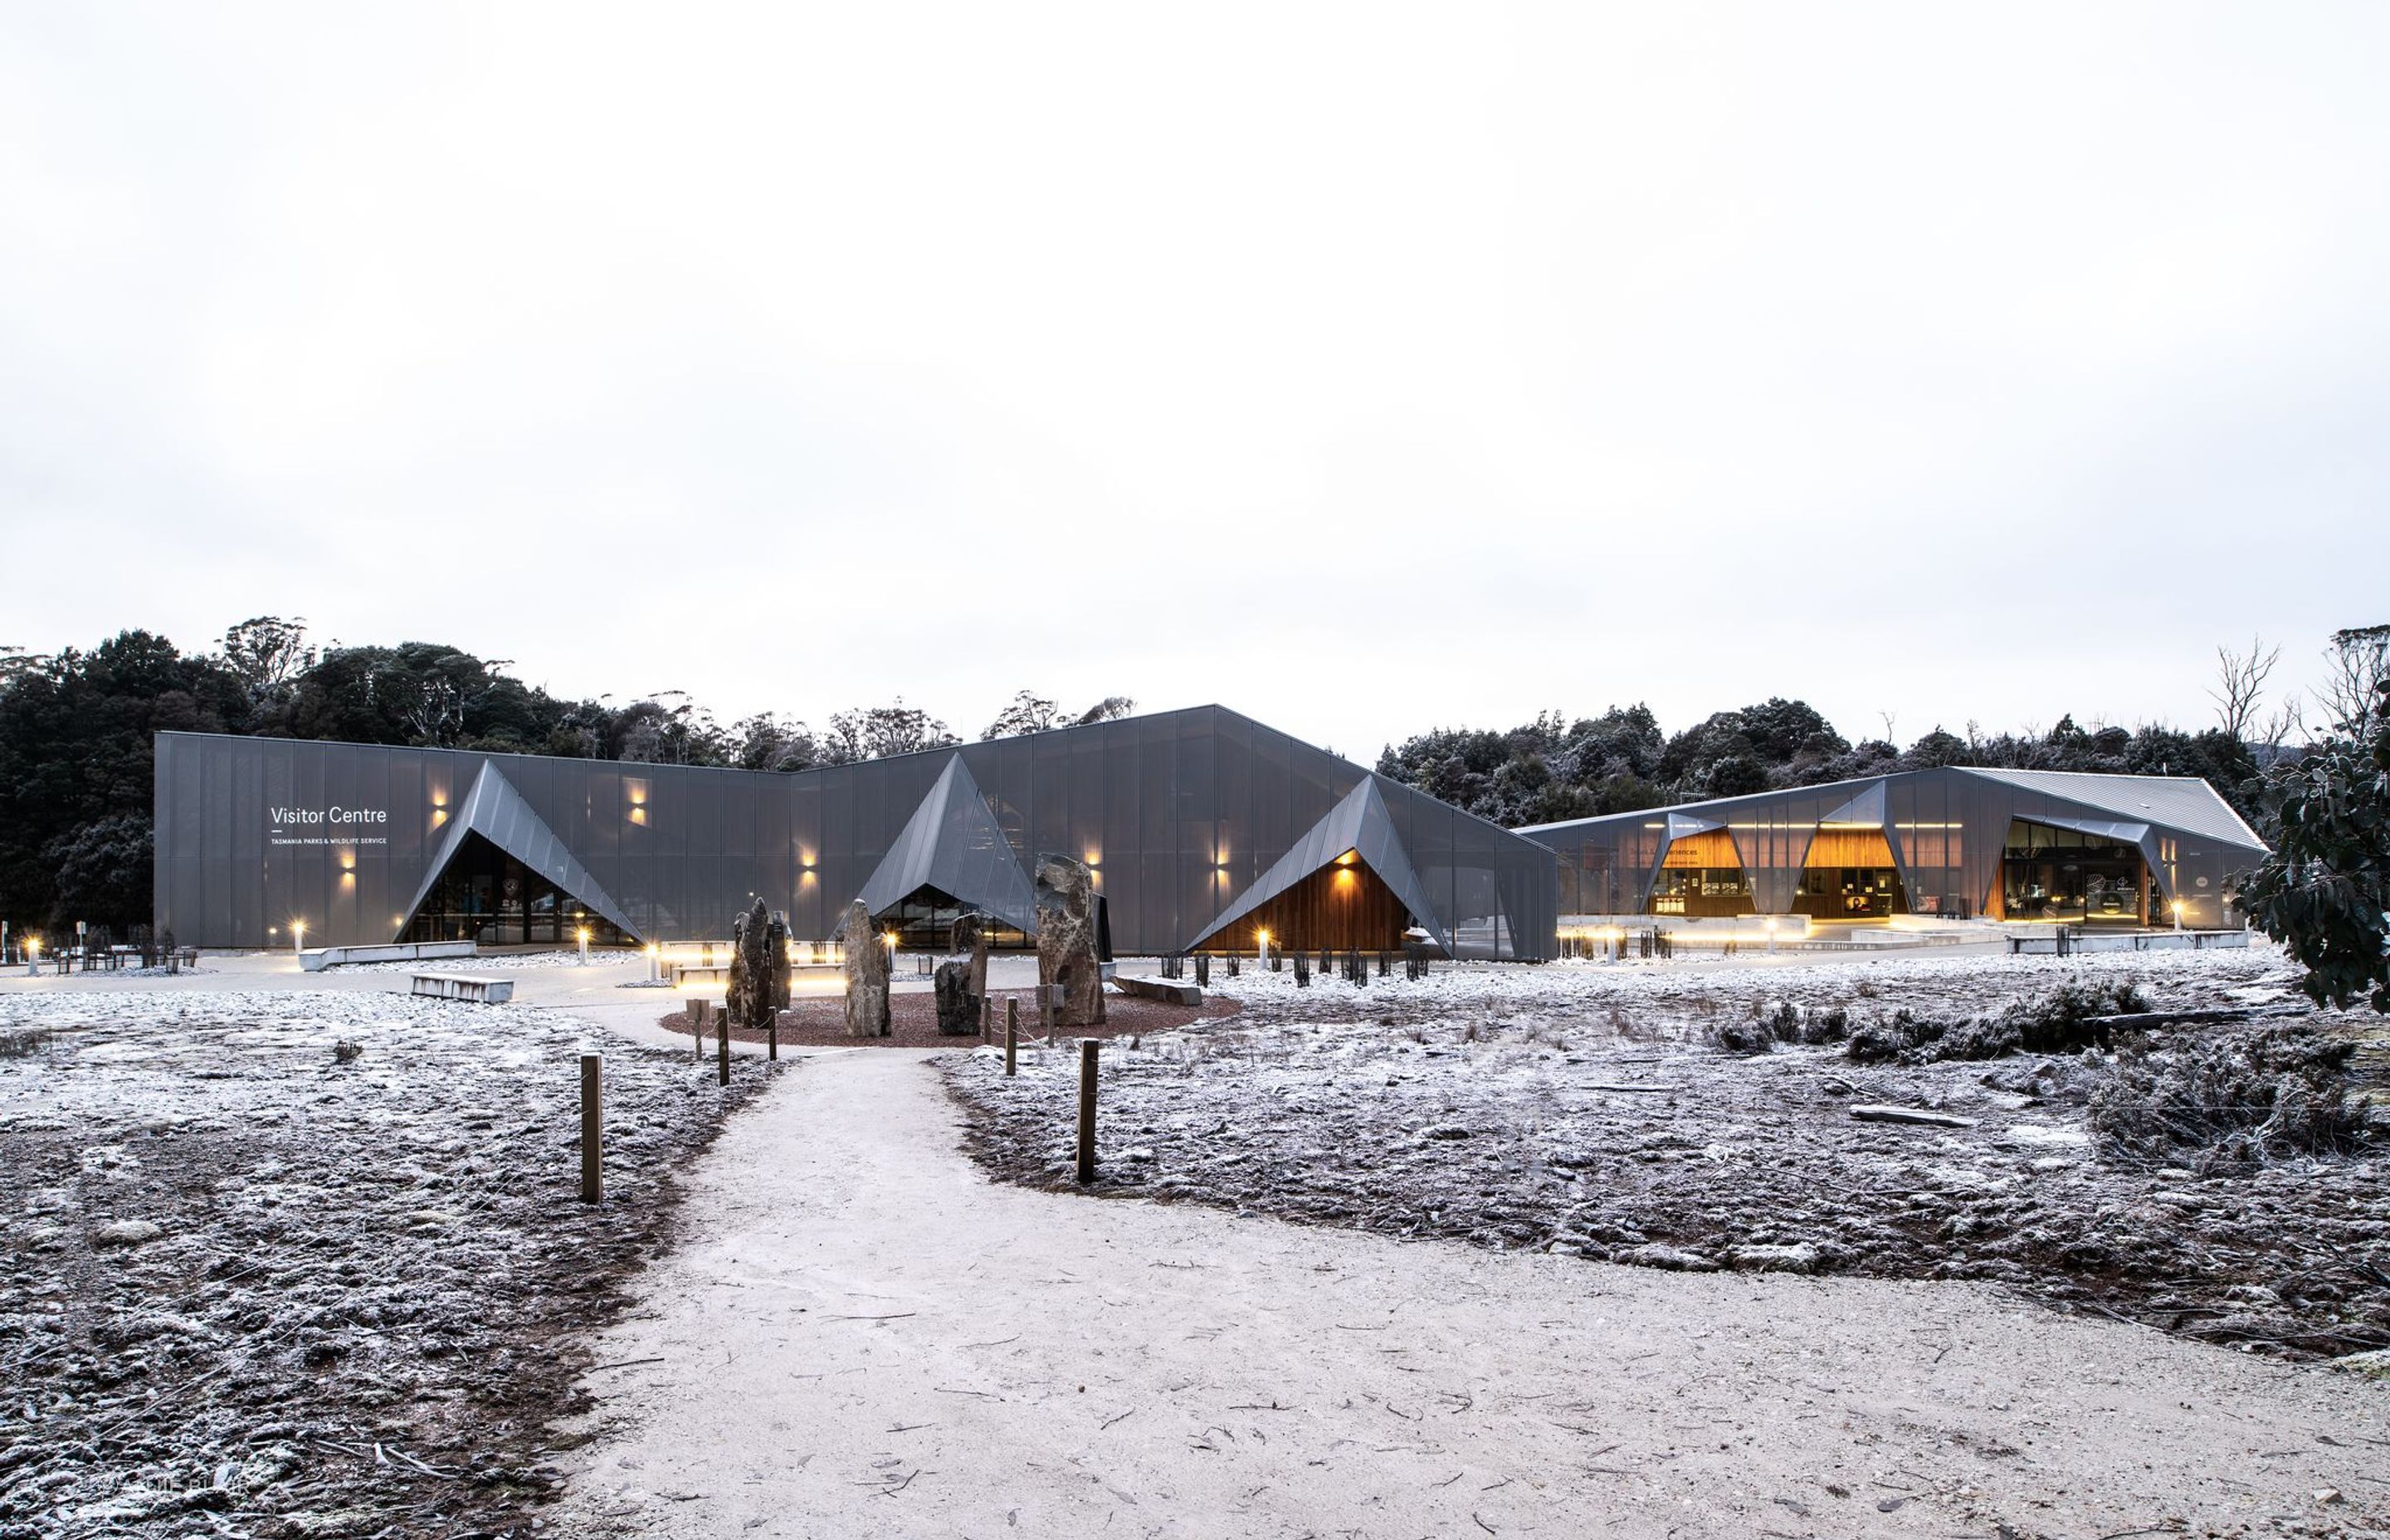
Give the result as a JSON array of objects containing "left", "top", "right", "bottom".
[
  {"left": 1076, "top": 1038, "right": 1099, "bottom": 1184},
  {"left": 578, "top": 1053, "right": 602, "bottom": 1203}
]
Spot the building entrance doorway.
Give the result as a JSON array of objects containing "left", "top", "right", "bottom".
[
  {"left": 402, "top": 832, "right": 630, "bottom": 946},
  {"left": 1794, "top": 826, "right": 1909, "bottom": 920}
]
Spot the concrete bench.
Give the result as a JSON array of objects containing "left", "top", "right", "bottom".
[
  {"left": 1110, "top": 974, "right": 1201, "bottom": 1006},
  {"left": 410, "top": 972, "right": 516, "bottom": 1004}
]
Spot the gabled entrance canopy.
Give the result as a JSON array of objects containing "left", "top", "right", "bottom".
[
  {"left": 1188, "top": 777, "right": 1450, "bottom": 952},
  {"left": 398, "top": 762, "right": 641, "bottom": 942},
  {"left": 852, "top": 754, "right": 1040, "bottom": 936}
]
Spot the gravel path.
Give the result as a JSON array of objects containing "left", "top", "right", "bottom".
[{"left": 551, "top": 1048, "right": 2390, "bottom": 1538}]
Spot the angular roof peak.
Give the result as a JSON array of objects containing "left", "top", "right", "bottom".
[
  {"left": 399, "top": 762, "right": 641, "bottom": 942},
  {"left": 1188, "top": 777, "right": 1450, "bottom": 951},
  {"left": 851, "top": 754, "right": 1041, "bottom": 935}
]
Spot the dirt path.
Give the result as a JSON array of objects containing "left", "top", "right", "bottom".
[{"left": 551, "top": 1050, "right": 2390, "bottom": 1539}]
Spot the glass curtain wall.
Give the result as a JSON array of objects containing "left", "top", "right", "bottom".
[
  {"left": 404, "top": 833, "right": 631, "bottom": 946},
  {"left": 1794, "top": 827, "right": 1907, "bottom": 919},
  {"left": 2000, "top": 820, "right": 2148, "bottom": 924},
  {"left": 1647, "top": 829, "right": 1749, "bottom": 916},
  {"left": 876, "top": 885, "right": 1032, "bottom": 951}
]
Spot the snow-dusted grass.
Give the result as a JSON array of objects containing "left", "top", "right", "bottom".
[
  {"left": 950, "top": 945, "right": 2390, "bottom": 1359},
  {"left": 0, "top": 987, "right": 775, "bottom": 1539}
]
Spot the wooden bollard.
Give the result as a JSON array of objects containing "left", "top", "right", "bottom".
[
  {"left": 1004, "top": 997, "right": 1018, "bottom": 1077},
  {"left": 981, "top": 996, "right": 992, "bottom": 1042},
  {"left": 1076, "top": 1038, "right": 1099, "bottom": 1185},
  {"left": 716, "top": 1011, "right": 730, "bottom": 1086},
  {"left": 578, "top": 1053, "right": 602, "bottom": 1204},
  {"left": 768, "top": 1006, "right": 778, "bottom": 1062},
  {"left": 689, "top": 997, "right": 707, "bottom": 1061}
]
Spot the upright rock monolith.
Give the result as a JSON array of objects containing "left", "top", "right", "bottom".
[
  {"left": 728, "top": 896, "right": 775, "bottom": 1031},
  {"left": 934, "top": 909, "right": 992, "bottom": 1036},
  {"left": 768, "top": 909, "right": 793, "bottom": 1011},
  {"left": 1034, "top": 855, "right": 1105, "bottom": 1029},
  {"left": 838, "top": 899, "right": 890, "bottom": 1038},
  {"left": 933, "top": 960, "right": 974, "bottom": 1035},
  {"left": 952, "top": 910, "right": 992, "bottom": 1001}
]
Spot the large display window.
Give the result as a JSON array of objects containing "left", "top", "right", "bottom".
[{"left": 2000, "top": 821, "right": 2146, "bottom": 924}]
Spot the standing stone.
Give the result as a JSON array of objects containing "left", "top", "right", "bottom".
[
  {"left": 952, "top": 910, "right": 992, "bottom": 1003},
  {"left": 1034, "top": 855, "right": 1105, "bottom": 1029},
  {"left": 728, "top": 897, "right": 775, "bottom": 1031},
  {"left": 768, "top": 910, "right": 793, "bottom": 1011},
  {"left": 838, "top": 899, "right": 891, "bottom": 1038},
  {"left": 934, "top": 960, "right": 977, "bottom": 1035}
]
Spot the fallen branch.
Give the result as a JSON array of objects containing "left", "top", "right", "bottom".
[{"left": 1850, "top": 1104, "right": 1976, "bottom": 1128}]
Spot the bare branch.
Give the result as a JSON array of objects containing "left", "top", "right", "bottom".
[{"left": 2207, "top": 635, "right": 2278, "bottom": 743}]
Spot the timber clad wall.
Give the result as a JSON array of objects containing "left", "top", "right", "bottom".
[{"left": 153, "top": 706, "right": 1559, "bottom": 958}]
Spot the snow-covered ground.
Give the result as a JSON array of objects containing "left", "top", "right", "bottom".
[
  {"left": 0, "top": 987, "right": 776, "bottom": 1539},
  {"left": 949, "top": 944, "right": 2390, "bottom": 1360}
]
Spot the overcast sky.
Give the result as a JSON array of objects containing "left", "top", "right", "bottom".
[{"left": 4, "top": 2, "right": 2385, "bottom": 758}]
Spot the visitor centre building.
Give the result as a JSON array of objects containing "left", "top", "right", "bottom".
[
  {"left": 1515, "top": 766, "right": 2268, "bottom": 930},
  {"left": 151, "top": 706, "right": 1559, "bottom": 960}
]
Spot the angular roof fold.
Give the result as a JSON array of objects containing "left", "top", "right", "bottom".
[
  {"left": 851, "top": 754, "right": 1041, "bottom": 936},
  {"left": 398, "top": 762, "right": 641, "bottom": 942},
  {"left": 1188, "top": 777, "right": 1450, "bottom": 951}
]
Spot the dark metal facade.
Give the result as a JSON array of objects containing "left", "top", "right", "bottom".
[
  {"left": 154, "top": 705, "right": 1558, "bottom": 958},
  {"left": 1515, "top": 767, "right": 2267, "bottom": 928}
]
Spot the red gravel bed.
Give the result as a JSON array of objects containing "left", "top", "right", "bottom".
[{"left": 661, "top": 985, "right": 1241, "bottom": 1049}]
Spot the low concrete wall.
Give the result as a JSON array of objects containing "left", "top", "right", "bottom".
[
  {"left": 301, "top": 940, "right": 477, "bottom": 972},
  {"left": 2007, "top": 929, "right": 2251, "bottom": 955}
]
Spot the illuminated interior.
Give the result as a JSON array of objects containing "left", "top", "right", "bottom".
[
  {"left": 1646, "top": 829, "right": 1749, "bottom": 917},
  {"left": 1792, "top": 826, "right": 1908, "bottom": 920},
  {"left": 873, "top": 885, "right": 1032, "bottom": 952},
  {"left": 402, "top": 833, "right": 631, "bottom": 946},
  {"left": 1998, "top": 820, "right": 2148, "bottom": 924}
]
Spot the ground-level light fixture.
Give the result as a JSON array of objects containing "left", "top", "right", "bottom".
[
  {"left": 23, "top": 936, "right": 40, "bottom": 975},
  {"left": 290, "top": 920, "right": 307, "bottom": 957}
]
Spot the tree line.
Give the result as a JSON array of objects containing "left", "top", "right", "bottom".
[
  {"left": 1373, "top": 631, "right": 2387, "bottom": 832},
  {"left": 0, "top": 619, "right": 1138, "bottom": 931}
]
